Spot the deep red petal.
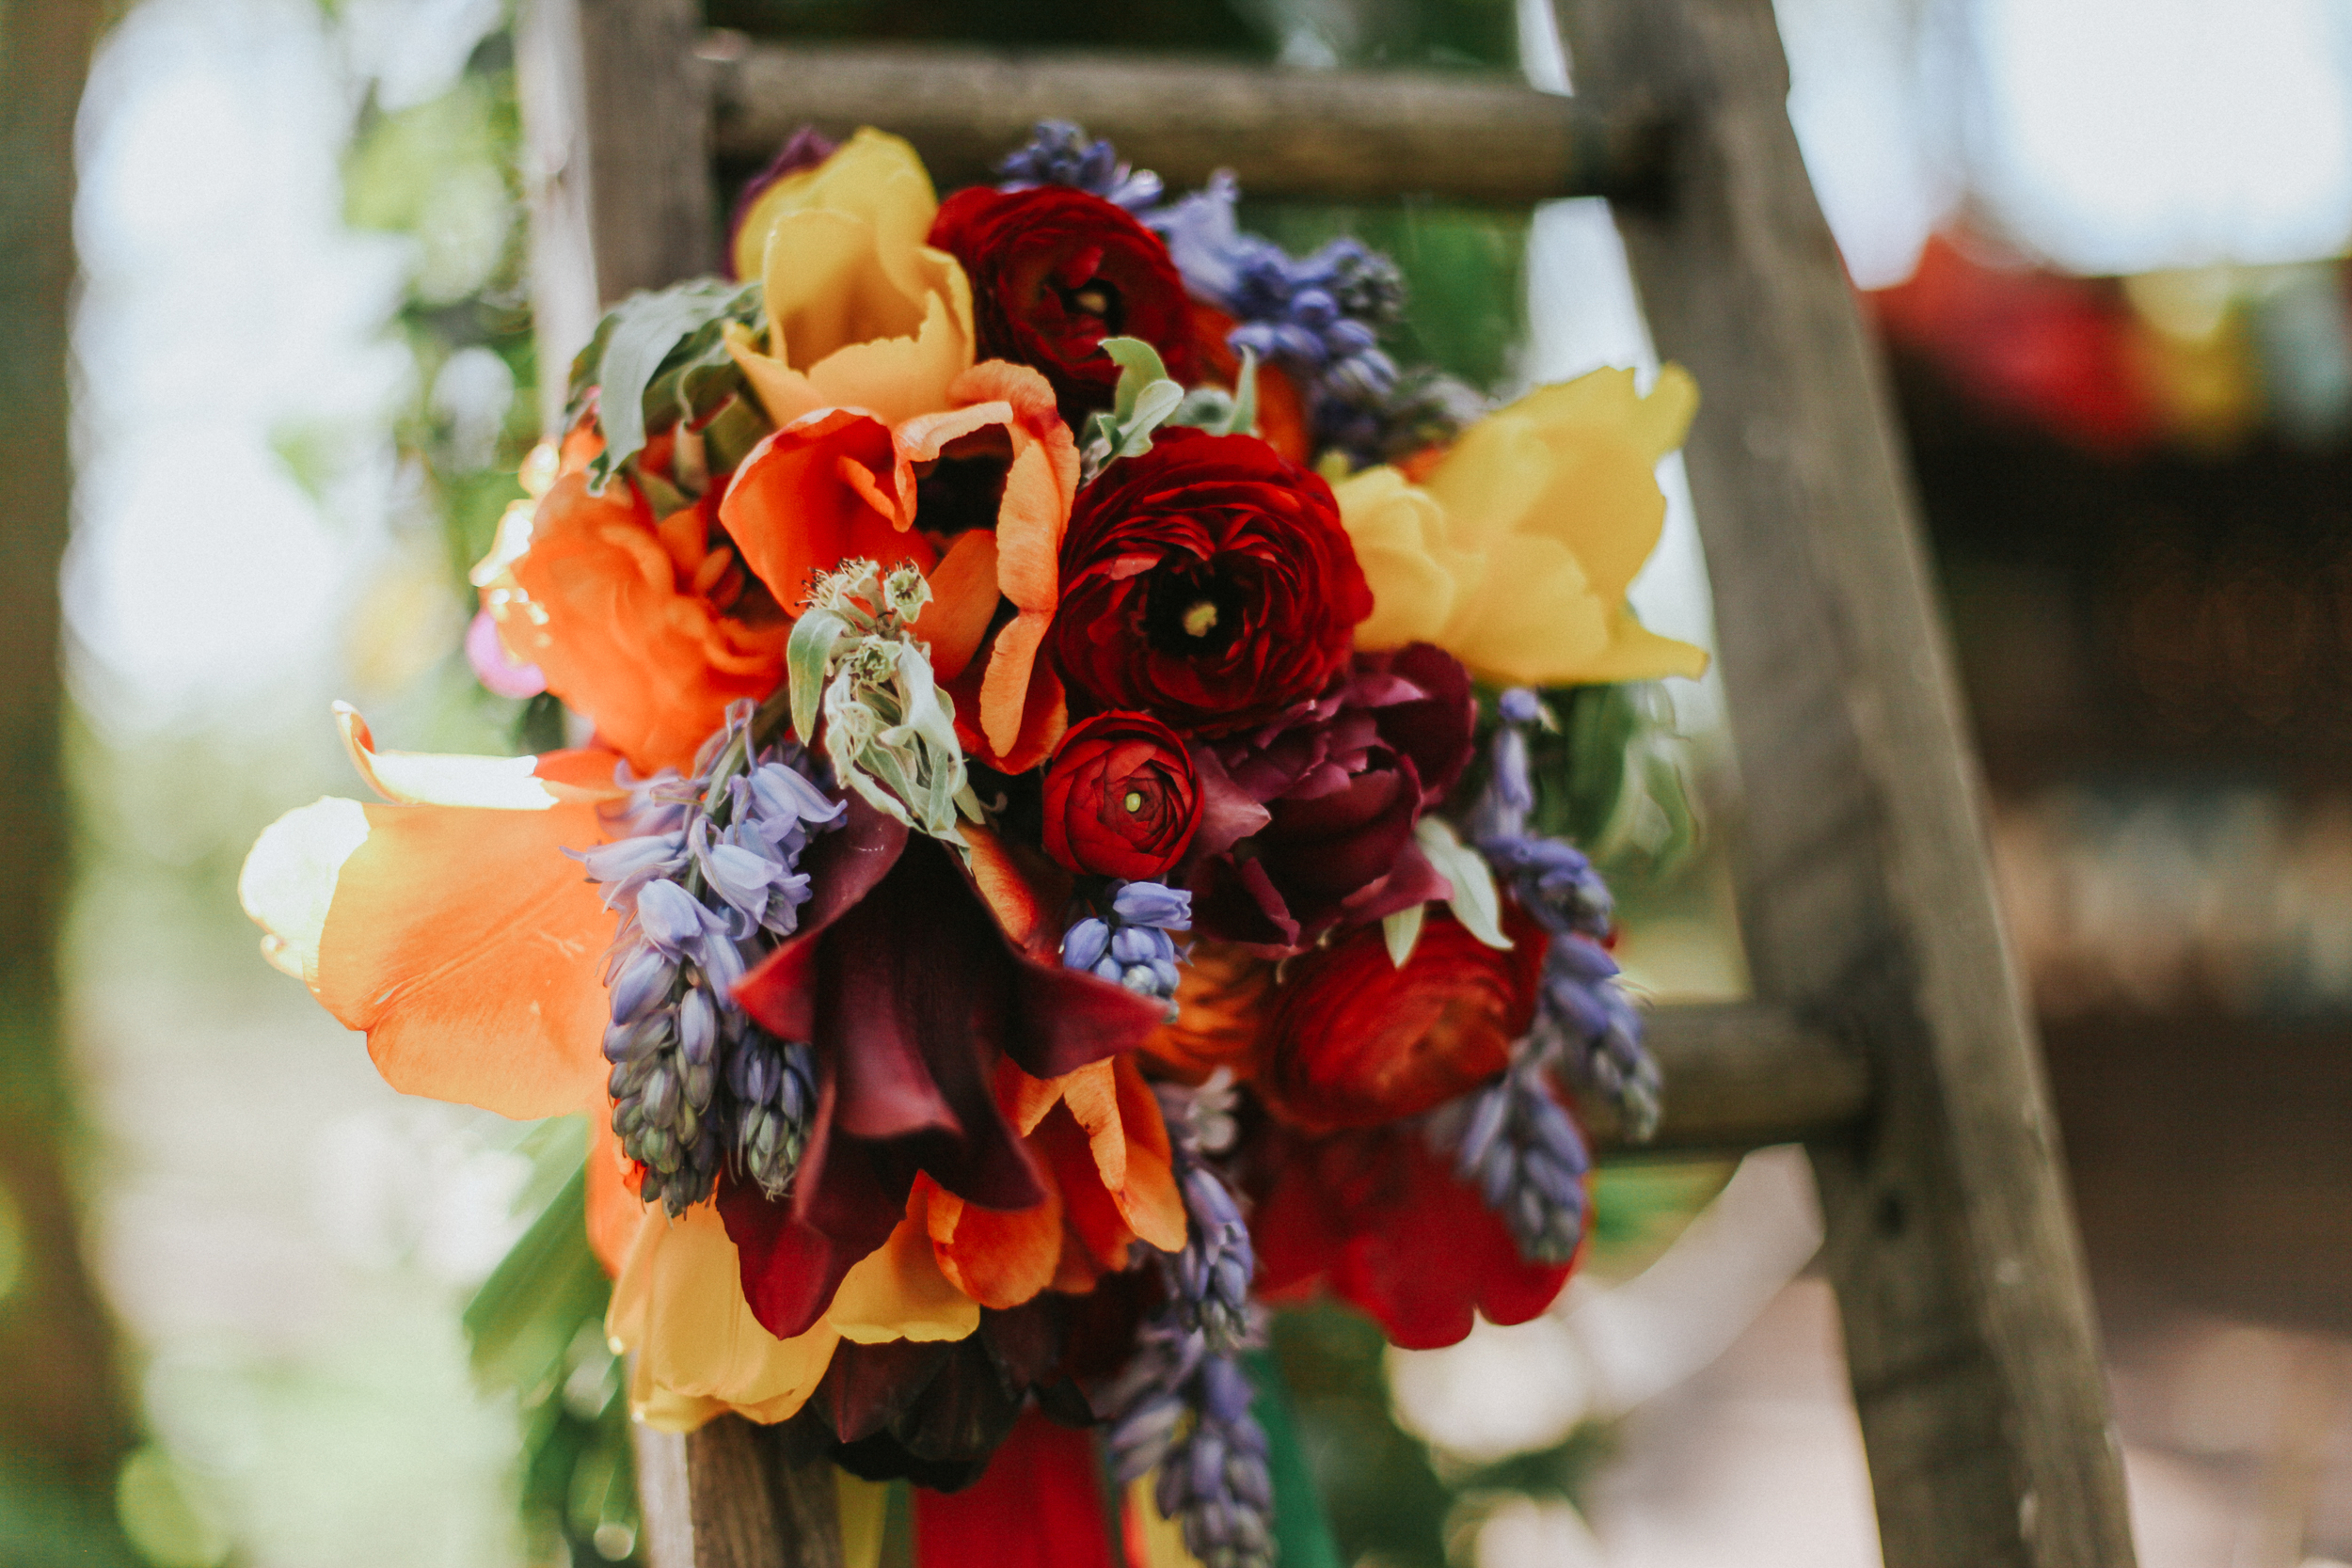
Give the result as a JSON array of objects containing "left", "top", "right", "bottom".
[{"left": 913, "top": 1410, "right": 1115, "bottom": 1568}]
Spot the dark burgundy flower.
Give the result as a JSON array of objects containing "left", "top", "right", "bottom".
[
  {"left": 1185, "top": 641, "right": 1475, "bottom": 950},
  {"left": 1048, "top": 428, "right": 1373, "bottom": 737},
  {"left": 798, "top": 1299, "right": 1089, "bottom": 1493},
  {"left": 1251, "top": 1120, "right": 1576, "bottom": 1351},
  {"left": 1041, "top": 711, "right": 1202, "bottom": 880},
  {"left": 929, "top": 183, "right": 1199, "bottom": 418},
  {"left": 1257, "top": 901, "right": 1546, "bottom": 1129},
  {"left": 723, "top": 800, "right": 1164, "bottom": 1340}
]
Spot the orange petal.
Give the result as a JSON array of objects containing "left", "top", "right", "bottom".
[
  {"left": 923, "top": 1173, "right": 1065, "bottom": 1310},
  {"left": 1035, "top": 1106, "right": 1133, "bottom": 1272},
  {"left": 962, "top": 823, "right": 1071, "bottom": 959},
  {"left": 496, "top": 472, "right": 787, "bottom": 775},
  {"left": 721, "top": 408, "right": 937, "bottom": 614},
  {"left": 917, "top": 530, "right": 1001, "bottom": 682},
  {"left": 1098, "top": 1056, "right": 1187, "bottom": 1254},
  {"left": 825, "top": 1185, "right": 982, "bottom": 1344},
  {"left": 977, "top": 611, "right": 1051, "bottom": 758},
  {"left": 584, "top": 1112, "right": 641, "bottom": 1278},
  {"left": 949, "top": 654, "right": 1067, "bottom": 774},
  {"left": 1004, "top": 1057, "right": 1187, "bottom": 1263},
  {"left": 314, "top": 800, "right": 615, "bottom": 1119}
]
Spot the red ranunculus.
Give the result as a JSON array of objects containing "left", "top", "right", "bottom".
[
  {"left": 1257, "top": 901, "right": 1546, "bottom": 1129},
  {"left": 1186, "top": 642, "right": 1476, "bottom": 950},
  {"left": 1049, "top": 428, "right": 1372, "bottom": 736},
  {"left": 1041, "top": 711, "right": 1202, "bottom": 880},
  {"left": 929, "top": 184, "right": 1199, "bottom": 419},
  {"left": 1252, "top": 1120, "right": 1577, "bottom": 1351}
]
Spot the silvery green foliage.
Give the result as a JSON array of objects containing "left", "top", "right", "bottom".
[
  {"left": 787, "top": 560, "right": 968, "bottom": 841},
  {"left": 1077, "top": 337, "right": 1187, "bottom": 485}
]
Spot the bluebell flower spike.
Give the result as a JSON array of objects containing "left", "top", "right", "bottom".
[{"left": 576, "top": 701, "right": 842, "bottom": 1213}]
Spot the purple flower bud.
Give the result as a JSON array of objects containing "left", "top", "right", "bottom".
[
  {"left": 635, "top": 879, "right": 712, "bottom": 954},
  {"left": 1062, "top": 917, "right": 1110, "bottom": 972},
  {"left": 1112, "top": 880, "right": 1191, "bottom": 929}
]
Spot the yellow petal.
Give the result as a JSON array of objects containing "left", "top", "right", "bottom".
[
  {"left": 1560, "top": 605, "right": 1711, "bottom": 685},
  {"left": 825, "top": 1196, "right": 982, "bottom": 1345},
  {"left": 1442, "top": 534, "right": 1614, "bottom": 688},
  {"left": 1335, "top": 467, "right": 1464, "bottom": 650},
  {"left": 239, "top": 797, "right": 371, "bottom": 986},
  {"left": 735, "top": 128, "right": 941, "bottom": 298},
  {"left": 608, "top": 1204, "right": 841, "bottom": 1431},
  {"left": 1421, "top": 417, "right": 1554, "bottom": 552}
]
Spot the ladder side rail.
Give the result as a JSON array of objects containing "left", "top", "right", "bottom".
[{"left": 1547, "top": 1, "right": 2136, "bottom": 1564}]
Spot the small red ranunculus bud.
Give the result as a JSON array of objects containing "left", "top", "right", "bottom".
[
  {"left": 1041, "top": 711, "right": 1204, "bottom": 880},
  {"left": 1256, "top": 902, "right": 1547, "bottom": 1130},
  {"left": 929, "top": 184, "right": 1199, "bottom": 420}
]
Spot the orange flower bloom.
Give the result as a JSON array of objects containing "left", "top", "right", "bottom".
[
  {"left": 924, "top": 1055, "right": 1187, "bottom": 1308},
  {"left": 480, "top": 469, "right": 787, "bottom": 777},
  {"left": 717, "top": 359, "right": 1079, "bottom": 769},
  {"left": 1138, "top": 940, "right": 1276, "bottom": 1083}
]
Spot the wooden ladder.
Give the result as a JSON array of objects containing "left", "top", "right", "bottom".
[{"left": 516, "top": 3, "right": 2138, "bottom": 1562}]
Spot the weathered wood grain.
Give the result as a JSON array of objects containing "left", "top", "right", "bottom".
[
  {"left": 517, "top": 0, "right": 718, "bottom": 432},
  {"left": 705, "top": 40, "right": 1666, "bottom": 205},
  {"left": 635, "top": 1418, "right": 846, "bottom": 1568},
  {"left": 1601, "top": 1002, "right": 1867, "bottom": 1154},
  {"left": 1546, "top": 0, "right": 2137, "bottom": 1562}
]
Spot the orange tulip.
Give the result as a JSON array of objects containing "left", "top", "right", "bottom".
[{"left": 717, "top": 359, "right": 1079, "bottom": 769}]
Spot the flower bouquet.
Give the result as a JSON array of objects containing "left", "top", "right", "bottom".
[{"left": 241, "top": 119, "right": 1705, "bottom": 1565}]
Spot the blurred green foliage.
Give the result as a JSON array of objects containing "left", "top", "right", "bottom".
[
  {"left": 464, "top": 1124, "right": 644, "bottom": 1565},
  {"left": 339, "top": 30, "right": 543, "bottom": 747}
]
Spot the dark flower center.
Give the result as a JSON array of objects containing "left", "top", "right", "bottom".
[
  {"left": 1053, "top": 276, "right": 1123, "bottom": 334},
  {"left": 1141, "top": 562, "right": 1248, "bottom": 660}
]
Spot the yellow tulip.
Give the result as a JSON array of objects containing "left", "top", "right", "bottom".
[
  {"left": 608, "top": 1195, "right": 981, "bottom": 1433},
  {"left": 1336, "top": 366, "right": 1709, "bottom": 689},
  {"left": 725, "top": 128, "right": 977, "bottom": 426}
]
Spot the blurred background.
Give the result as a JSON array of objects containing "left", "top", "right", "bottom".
[{"left": 3, "top": 0, "right": 2347, "bottom": 1561}]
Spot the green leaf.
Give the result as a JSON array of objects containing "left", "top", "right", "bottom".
[
  {"left": 787, "top": 608, "right": 847, "bottom": 745},
  {"left": 579, "top": 279, "right": 762, "bottom": 494},
  {"left": 1227, "top": 345, "right": 1260, "bottom": 436},
  {"left": 1415, "top": 816, "right": 1511, "bottom": 949},
  {"left": 1382, "top": 902, "right": 1425, "bottom": 968},
  {"left": 1241, "top": 1349, "right": 1346, "bottom": 1568},
  {"left": 1102, "top": 336, "right": 1169, "bottom": 422}
]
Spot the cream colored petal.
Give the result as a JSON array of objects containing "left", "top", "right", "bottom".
[
  {"left": 238, "top": 797, "right": 371, "bottom": 987},
  {"left": 1353, "top": 545, "right": 1462, "bottom": 650},
  {"left": 736, "top": 128, "right": 940, "bottom": 297},
  {"left": 334, "top": 703, "right": 565, "bottom": 810},
  {"left": 608, "top": 1204, "right": 841, "bottom": 1431},
  {"left": 1444, "top": 534, "right": 1614, "bottom": 688},
  {"left": 825, "top": 1203, "right": 982, "bottom": 1345}
]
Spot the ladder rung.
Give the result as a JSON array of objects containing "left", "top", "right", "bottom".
[
  {"left": 1599, "top": 1000, "right": 1868, "bottom": 1153},
  {"left": 703, "top": 40, "right": 1667, "bottom": 205}
]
